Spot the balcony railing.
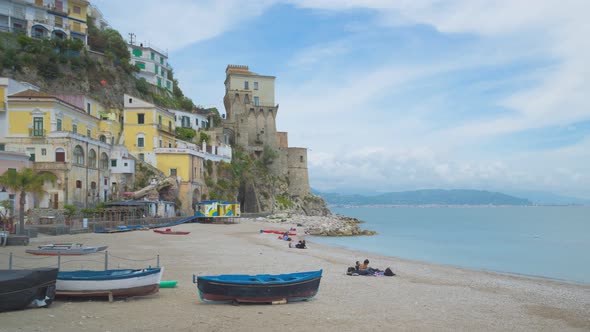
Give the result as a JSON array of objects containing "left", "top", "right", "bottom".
[{"left": 29, "top": 128, "right": 46, "bottom": 137}]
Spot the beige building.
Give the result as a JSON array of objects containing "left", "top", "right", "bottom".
[{"left": 222, "top": 65, "right": 310, "bottom": 198}]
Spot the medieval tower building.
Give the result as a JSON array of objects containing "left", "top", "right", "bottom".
[{"left": 222, "top": 65, "right": 310, "bottom": 199}]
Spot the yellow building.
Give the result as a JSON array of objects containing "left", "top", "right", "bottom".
[
  {"left": 0, "top": 78, "right": 113, "bottom": 208},
  {"left": 123, "top": 94, "right": 175, "bottom": 166}
]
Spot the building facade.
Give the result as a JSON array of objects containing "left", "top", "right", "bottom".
[
  {"left": 0, "top": 151, "right": 32, "bottom": 215},
  {"left": 0, "top": 0, "right": 89, "bottom": 44},
  {"left": 171, "top": 109, "right": 209, "bottom": 132},
  {"left": 222, "top": 65, "right": 310, "bottom": 197},
  {"left": 127, "top": 42, "right": 173, "bottom": 92},
  {"left": 0, "top": 78, "right": 113, "bottom": 209}
]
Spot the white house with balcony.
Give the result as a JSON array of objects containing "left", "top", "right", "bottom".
[
  {"left": 128, "top": 41, "right": 173, "bottom": 92},
  {"left": 170, "top": 109, "right": 209, "bottom": 131}
]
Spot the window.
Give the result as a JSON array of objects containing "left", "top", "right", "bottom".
[
  {"left": 254, "top": 82, "right": 258, "bottom": 90},
  {"left": 87, "top": 129, "right": 91, "bottom": 137},
  {"left": 99, "top": 135, "right": 106, "bottom": 143},
  {"left": 56, "top": 119, "right": 62, "bottom": 131},
  {"left": 170, "top": 168, "right": 177, "bottom": 176},
  {"left": 159, "top": 139, "right": 162, "bottom": 148},
  {"left": 88, "top": 149, "right": 96, "bottom": 168},
  {"left": 91, "top": 182, "right": 97, "bottom": 190},
  {"left": 135, "top": 61, "right": 145, "bottom": 70},
  {"left": 0, "top": 144, "right": 5, "bottom": 151},
  {"left": 195, "top": 118, "right": 199, "bottom": 126},
  {"left": 150, "top": 52, "right": 154, "bottom": 60},
  {"left": 73, "top": 145, "right": 84, "bottom": 165},
  {"left": 33, "top": 117, "right": 43, "bottom": 136},
  {"left": 73, "top": 5, "right": 81, "bottom": 14},
  {"left": 111, "top": 159, "right": 117, "bottom": 167},
  {"left": 86, "top": 102, "right": 91, "bottom": 114},
  {"left": 244, "top": 81, "right": 249, "bottom": 89},
  {"left": 245, "top": 95, "right": 250, "bottom": 104},
  {"left": 76, "top": 180, "right": 82, "bottom": 189},
  {"left": 157, "top": 78, "right": 162, "bottom": 87},
  {"left": 160, "top": 57, "right": 163, "bottom": 65},
  {"left": 72, "top": 124, "right": 77, "bottom": 134},
  {"left": 137, "top": 137, "right": 144, "bottom": 147},
  {"left": 253, "top": 96, "right": 259, "bottom": 106},
  {"left": 168, "top": 142, "right": 172, "bottom": 148},
  {"left": 166, "top": 81, "right": 171, "bottom": 89},
  {"left": 168, "top": 121, "right": 172, "bottom": 131},
  {"left": 132, "top": 48, "right": 142, "bottom": 57},
  {"left": 138, "top": 153, "right": 144, "bottom": 161},
  {"left": 155, "top": 64, "right": 159, "bottom": 74},
  {"left": 55, "top": 148, "right": 65, "bottom": 162},
  {"left": 41, "top": 148, "right": 47, "bottom": 156},
  {"left": 100, "top": 153, "right": 108, "bottom": 170},
  {"left": 137, "top": 113, "right": 145, "bottom": 124},
  {"left": 158, "top": 115, "right": 162, "bottom": 125},
  {"left": 124, "top": 162, "right": 128, "bottom": 167}
]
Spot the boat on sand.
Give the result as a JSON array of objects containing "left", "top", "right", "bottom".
[
  {"left": 26, "top": 243, "right": 108, "bottom": 256},
  {"left": 194, "top": 270, "right": 322, "bottom": 304},
  {"left": 153, "top": 228, "right": 190, "bottom": 235},
  {"left": 0, "top": 268, "right": 58, "bottom": 312},
  {"left": 56, "top": 267, "right": 163, "bottom": 301}
]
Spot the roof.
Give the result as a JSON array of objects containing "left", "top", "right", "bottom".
[{"left": 10, "top": 89, "right": 54, "bottom": 98}]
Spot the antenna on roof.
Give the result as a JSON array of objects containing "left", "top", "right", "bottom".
[{"left": 129, "top": 33, "right": 136, "bottom": 45}]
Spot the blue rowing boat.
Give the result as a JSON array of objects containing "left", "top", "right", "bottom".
[{"left": 193, "top": 270, "right": 322, "bottom": 304}]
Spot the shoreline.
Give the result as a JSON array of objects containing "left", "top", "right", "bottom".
[{"left": 0, "top": 219, "right": 589, "bottom": 331}]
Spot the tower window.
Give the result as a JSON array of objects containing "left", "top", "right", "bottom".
[{"left": 244, "top": 81, "right": 249, "bottom": 89}]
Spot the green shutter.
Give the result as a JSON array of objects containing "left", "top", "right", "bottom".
[
  {"left": 135, "top": 61, "right": 145, "bottom": 69},
  {"left": 132, "top": 48, "right": 143, "bottom": 57},
  {"left": 157, "top": 78, "right": 162, "bottom": 87},
  {"left": 166, "top": 81, "right": 171, "bottom": 89},
  {"left": 150, "top": 52, "right": 155, "bottom": 60},
  {"left": 155, "top": 64, "right": 159, "bottom": 74}
]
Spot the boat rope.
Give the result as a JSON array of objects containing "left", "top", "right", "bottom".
[
  {"left": 10, "top": 254, "right": 55, "bottom": 260},
  {"left": 107, "top": 254, "right": 155, "bottom": 262},
  {"left": 0, "top": 280, "right": 55, "bottom": 296}
]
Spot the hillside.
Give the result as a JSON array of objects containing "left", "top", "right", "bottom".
[{"left": 316, "top": 189, "right": 532, "bottom": 206}]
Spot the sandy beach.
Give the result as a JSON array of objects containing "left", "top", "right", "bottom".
[{"left": 1, "top": 220, "right": 589, "bottom": 332}]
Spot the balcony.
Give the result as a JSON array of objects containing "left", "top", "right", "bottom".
[
  {"left": 156, "top": 124, "right": 173, "bottom": 134},
  {"left": 29, "top": 129, "right": 46, "bottom": 137}
]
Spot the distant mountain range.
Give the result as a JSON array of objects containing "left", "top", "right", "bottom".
[{"left": 313, "top": 189, "right": 533, "bottom": 206}]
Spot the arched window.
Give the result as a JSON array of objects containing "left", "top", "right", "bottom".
[
  {"left": 99, "top": 135, "right": 106, "bottom": 143},
  {"left": 73, "top": 145, "right": 84, "bottom": 165},
  {"left": 100, "top": 153, "right": 109, "bottom": 170},
  {"left": 88, "top": 149, "right": 97, "bottom": 168}
]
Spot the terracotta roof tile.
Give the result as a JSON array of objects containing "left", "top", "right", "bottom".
[{"left": 9, "top": 89, "right": 54, "bottom": 98}]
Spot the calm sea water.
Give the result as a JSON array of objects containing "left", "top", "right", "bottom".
[{"left": 311, "top": 206, "right": 590, "bottom": 284}]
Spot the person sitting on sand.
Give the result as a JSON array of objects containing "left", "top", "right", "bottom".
[{"left": 359, "top": 259, "right": 370, "bottom": 270}]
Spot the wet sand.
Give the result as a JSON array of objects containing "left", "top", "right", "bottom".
[{"left": 1, "top": 220, "right": 589, "bottom": 331}]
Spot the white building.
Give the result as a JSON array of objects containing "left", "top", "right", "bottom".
[
  {"left": 128, "top": 41, "right": 173, "bottom": 92},
  {"left": 0, "top": 0, "right": 90, "bottom": 44},
  {"left": 170, "top": 109, "right": 208, "bottom": 131}
]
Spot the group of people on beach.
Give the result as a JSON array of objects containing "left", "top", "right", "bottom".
[{"left": 347, "top": 259, "right": 395, "bottom": 277}]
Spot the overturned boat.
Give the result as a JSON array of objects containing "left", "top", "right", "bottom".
[{"left": 0, "top": 268, "right": 58, "bottom": 312}]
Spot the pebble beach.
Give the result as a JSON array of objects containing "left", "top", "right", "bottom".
[{"left": 1, "top": 218, "right": 589, "bottom": 332}]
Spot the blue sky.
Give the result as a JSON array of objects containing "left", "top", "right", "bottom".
[{"left": 95, "top": 0, "right": 590, "bottom": 199}]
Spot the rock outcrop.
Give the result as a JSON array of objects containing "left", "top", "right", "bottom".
[{"left": 246, "top": 213, "right": 376, "bottom": 237}]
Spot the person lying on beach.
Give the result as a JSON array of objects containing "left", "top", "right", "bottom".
[
  {"left": 295, "top": 240, "right": 307, "bottom": 249},
  {"left": 359, "top": 259, "right": 370, "bottom": 270}
]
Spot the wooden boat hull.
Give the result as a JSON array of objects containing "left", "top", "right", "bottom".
[
  {"left": 195, "top": 270, "right": 322, "bottom": 303},
  {"left": 0, "top": 268, "right": 58, "bottom": 312},
  {"left": 153, "top": 230, "right": 190, "bottom": 235},
  {"left": 56, "top": 267, "right": 163, "bottom": 299},
  {"left": 26, "top": 243, "right": 108, "bottom": 256}
]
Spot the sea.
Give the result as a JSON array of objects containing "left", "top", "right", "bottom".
[{"left": 311, "top": 206, "right": 590, "bottom": 284}]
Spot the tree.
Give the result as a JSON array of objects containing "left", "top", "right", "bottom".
[{"left": 0, "top": 168, "right": 56, "bottom": 235}]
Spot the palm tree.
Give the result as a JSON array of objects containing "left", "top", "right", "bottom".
[{"left": 0, "top": 168, "right": 56, "bottom": 235}]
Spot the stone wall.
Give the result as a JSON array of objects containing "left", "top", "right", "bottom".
[{"left": 287, "top": 147, "right": 310, "bottom": 197}]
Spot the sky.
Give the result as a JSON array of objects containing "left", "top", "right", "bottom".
[{"left": 95, "top": 0, "right": 590, "bottom": 199}]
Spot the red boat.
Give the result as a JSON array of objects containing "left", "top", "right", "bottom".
[
  {"left": 260, "top": 230, "right": 296, "bottom": 236},
  {"left": 153, "top": 228, "right": 190, "bottom": 235}
]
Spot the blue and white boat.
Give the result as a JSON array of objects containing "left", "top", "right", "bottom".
[
  {"left": 56, "top": 267, "right": 163, "bottom": 299},
  {"left": 193, "top": 270, "right": 322, "bottom": 304}
]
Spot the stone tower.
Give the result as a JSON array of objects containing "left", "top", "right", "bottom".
[{"left": 222, "top": 65, "right": 310, "bottom": 197}]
